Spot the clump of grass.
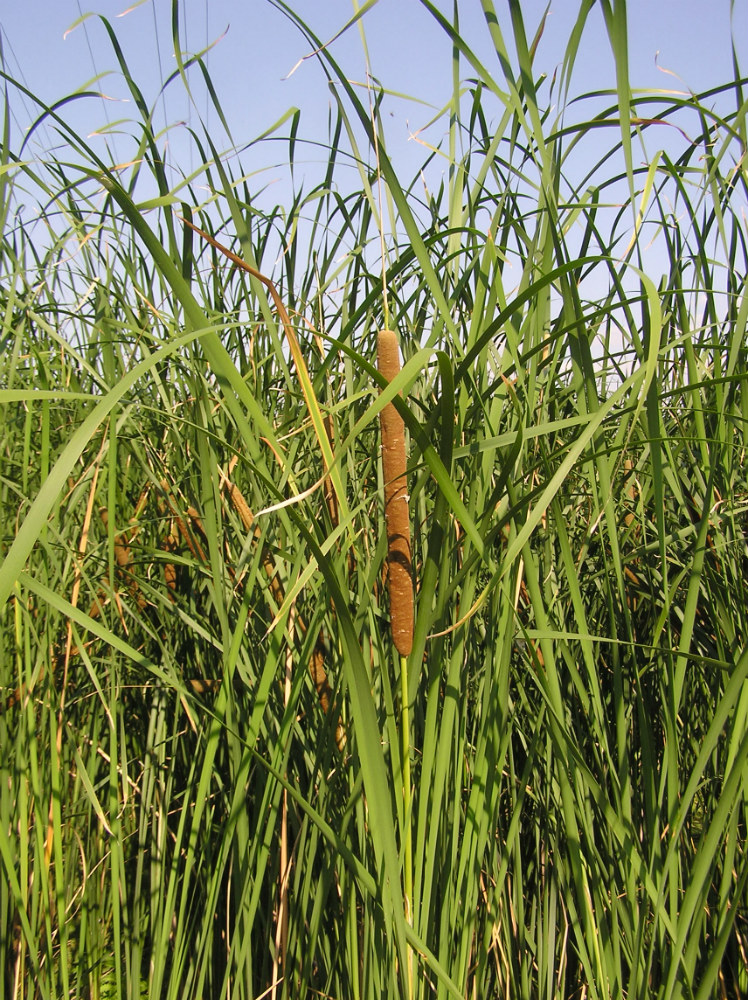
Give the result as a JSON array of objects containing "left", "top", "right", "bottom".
[{"left": 0, "top": 2, "right": 747, "bottom": 998}]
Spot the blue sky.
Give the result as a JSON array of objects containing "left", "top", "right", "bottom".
[
  {"left": 2, "top": 0, "right": 744, "bottom": 176},
  {"left": 1, "top": 0, "right": 745, "bottom": 301}
]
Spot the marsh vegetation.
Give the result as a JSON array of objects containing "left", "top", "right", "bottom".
[{"left": 1, "top": 2, "right": 747, "bottom": 997}]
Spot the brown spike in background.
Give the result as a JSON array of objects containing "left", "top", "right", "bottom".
[
  {"left": 377, "top": 330, "right": 414, "bottom": 657},
  {"left": 220, "top": 469, "right": 346, "bottom": 751}
]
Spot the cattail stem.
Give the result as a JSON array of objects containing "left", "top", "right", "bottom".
[
  {"left": 377, "top": 329, "right": 414, "bottom": 657},
  {"left": 400, "top": 648, "right": 413, "bottom": 929}
]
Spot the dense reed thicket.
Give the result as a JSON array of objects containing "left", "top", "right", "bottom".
[{"left": 1, "top": 1, "right": 747, "bottom": 997}]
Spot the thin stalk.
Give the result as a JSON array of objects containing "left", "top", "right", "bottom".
[{"left": 400, "top": 649, "right": 414, "bottom": 994}]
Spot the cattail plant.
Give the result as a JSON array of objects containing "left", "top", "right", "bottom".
[
  {"left": 377, "top": 329, "right": 414, "bottom": 656},
  {"left": 377, "top": 328, "right": 415, "bottom": 994}
]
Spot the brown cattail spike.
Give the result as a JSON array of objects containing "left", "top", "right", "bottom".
[{"left": 377, "top": 330, "right": 414, "bottom": 656}]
